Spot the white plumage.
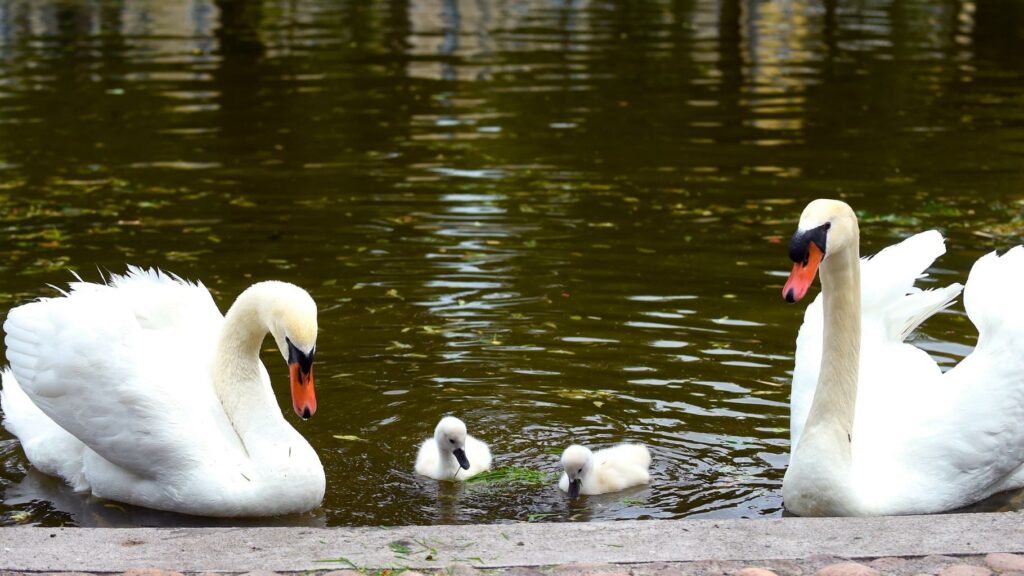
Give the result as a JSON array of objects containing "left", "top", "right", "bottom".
[
  {"left": 0, "top": 267, "right": 325, "bottom": 517},
  {"left": 414, "top": 416, "right": 491, "bottom": 480},
  {"left": 783, "top": 199, "right": 1024, "bottom": 516},
  {"left": 558, "top": 443, "right": 651, "bottom": 498}
]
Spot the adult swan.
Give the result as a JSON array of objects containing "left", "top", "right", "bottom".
[
  {"left": 0, "top": 267, "right": 326, "bottom": 517},
  {"left": 782, "top": 199, "right": 1024, "bottom": 516}
]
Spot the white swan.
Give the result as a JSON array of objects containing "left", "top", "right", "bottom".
[
  {"left": 0, "top": 267, "right": 326, "bottom": 517},
  {"left": 558, "top": 443, "right": 651, "bottom": 499},
  {"left": 414, "top": 416, "right": 491, "bottom": 480},
  {"left": 782, "top": 199, "right": 1024, "bottom": 516}
]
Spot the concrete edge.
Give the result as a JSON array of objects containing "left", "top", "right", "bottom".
[{"left": 2, "top": 513, "right": 1024, "bottom": 573}]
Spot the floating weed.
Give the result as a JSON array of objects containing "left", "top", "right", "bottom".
[
  {"left": 555, "top": 388, "right": 614, "bottom": 402},
  {"left": 622, "top": 497, "right": 646, "bottom": 505},
  {"left": 526, "top": 512, "right": 559, "bottom": 522},
  {"left": 8, "top": 510, "right": 32, "bottom": 522},
  {"left": 333, "top": 434, "right": 369, "bottom": 443},
  {"left": 465, "top": 467, "right": 556, "bottom": 486}
]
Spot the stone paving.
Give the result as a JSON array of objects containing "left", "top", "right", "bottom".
[{"left": 5, "top": 553, "right": 1024, "bottom": 576}]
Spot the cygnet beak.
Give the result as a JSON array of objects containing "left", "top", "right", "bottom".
[
  {"left": 287, "top": 339, "right": 317, "bottom": 420},
  {"left": 568, "top": 478, "right": 582, "bottom": 499},
  {"left": 453, "top": 447, "right": 470, "bottom": 470}
]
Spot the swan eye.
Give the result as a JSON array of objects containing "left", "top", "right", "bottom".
[
  {"left": 578, "top": 468, "right": 583, "bottom": 474},
  {"left": 449, "top": 439, "right": 455, "bottom": 444}
]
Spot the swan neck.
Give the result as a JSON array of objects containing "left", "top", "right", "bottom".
[
  {"left": 214, "top": 287, "right": 283, "bottom": 440},
  {"left": 805, "top": 235, "right": 861, "bottom": 449}
]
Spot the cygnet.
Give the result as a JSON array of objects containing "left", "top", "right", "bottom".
[
  {"left": 558, "top": 443, "right": 651, "bottom": 498},
  {"left": 415, "top": 416, "right": 492, "bottom": 481}
]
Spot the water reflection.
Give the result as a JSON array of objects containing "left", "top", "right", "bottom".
[{"left": 0, "top": 0, "right": 1023, "bottom": 526}]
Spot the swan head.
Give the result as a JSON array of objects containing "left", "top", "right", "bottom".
[
  {"left": 783, "top": 199, "right": 858, "bottom": 303},
  {"left": 435, "top": 416, "right": 471, "bottom": 470},
  {"left": 255, "top": 282, "right": 319, "bottom": 420},
  {"left": 561, "top": 444, "right": 593, "bottom": 499}
]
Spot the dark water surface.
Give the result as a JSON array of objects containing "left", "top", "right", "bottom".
[{"left": 1, "top": 0, "right": 1023, "bottom": 527}]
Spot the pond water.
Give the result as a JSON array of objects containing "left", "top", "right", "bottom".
[{"left": 1, "top": 0, "right": 1023, "bottom": 527}]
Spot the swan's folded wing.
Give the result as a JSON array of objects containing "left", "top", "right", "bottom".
[
  {"left": 895, "top": 247, "right": 1024, "bottom": 504},
  {"left": 0, "top": 369, "right": 88, "bottom": 491},
  {"left": 944, "top": 248, "right": 1024, "bottom": 487},
  {"left": 3, "top": 268, "right": 236, "bottom": 479}
]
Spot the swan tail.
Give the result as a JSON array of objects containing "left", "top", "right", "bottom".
[
  {"left": 964, "top": 246, "right": 1024, "bottom": 345},
  {"left": 1, "top": 369, "right": 89, "bottom": 491},
  {"left": 861, "top": 230, "right": 947, "bottom": 312}
]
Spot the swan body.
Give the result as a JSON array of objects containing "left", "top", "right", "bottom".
[
  {"left": 558, "top": 443, "right": 651, "bottom": 498},
  {"left": 0, "top": 267, "right": 325, "bottom": 517},
  {"left": 415, "top": 416, "right": 491, "bottom": 480},
  {"left": 782, "top": 199, "right": 1024, "bottom": 516}
]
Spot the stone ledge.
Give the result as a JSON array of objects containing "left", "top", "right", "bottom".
[{"left": 2, "top": 512, "right": 1024, "bottom": 573}]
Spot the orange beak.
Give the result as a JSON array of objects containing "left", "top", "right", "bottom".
[
  {"left": 289, "top": 362, "right": 317, "bottom": 420},
  {"left": 783, "top": 242, "right": 823, "bottom": 303}
]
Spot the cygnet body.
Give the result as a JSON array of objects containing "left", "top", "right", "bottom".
[
  {"left": 558, "top": 443, "right": 651, "bottom": 498},
  {"left": 415, "top": 416, "right": 492, "bottom": 481}
]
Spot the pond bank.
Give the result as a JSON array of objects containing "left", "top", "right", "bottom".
[{"left": 2, "top": 513, "right": 1023, "bottom": 573}]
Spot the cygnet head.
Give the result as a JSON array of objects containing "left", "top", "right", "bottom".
[
  {"left": 783, "top": 199, "right": 859, "bottom": 304},
  {"left": 435, "top": 416, "right": 471, "bottom": 470},
  {"left": 561, "top": 444, "right": 593, "bottom": 499},
  {"left": 242, "top": 281, "right": 318, "bottom": 420}
]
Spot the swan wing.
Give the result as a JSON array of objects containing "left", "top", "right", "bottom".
[
  {"left": 1, "top": 369, "right": 88, "bottom": 490},
  {"left": 900, "top": 247, "right": 1024, "bottom": 504},
  {"left": 3, "top": 267, "right": 237, "bottom": 480},
  {"left": 840, "top": 247, "right": 1024, "bottom": 513},
  {"left": 791, "top": 231, "right": 961, "bottom": 446}
]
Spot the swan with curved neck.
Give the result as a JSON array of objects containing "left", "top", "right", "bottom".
[
  {"left": 781, "top": 200, "right": 1024, "bottom": 516},
  {"left": 1, "top": 268, "right": 326, "bottom": 517}
]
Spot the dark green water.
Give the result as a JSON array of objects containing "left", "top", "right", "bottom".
[{"left": 0, "top": 0, "right": 1023, "bottom": 527}]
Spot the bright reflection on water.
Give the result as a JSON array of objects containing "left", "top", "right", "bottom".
[{"left": 1, "top": 0, "right": 1024, "bottom": 526}]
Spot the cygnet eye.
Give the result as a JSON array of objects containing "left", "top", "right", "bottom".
[
  {"left": 449, "top": 439, "right": 455, "bottom": 444},
  {"left": 577, "top": 468, "right": 583, "bottom": 474}
]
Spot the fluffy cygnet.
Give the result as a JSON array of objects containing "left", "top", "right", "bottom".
[
  {"left": 558, "top": 443, "right": 651, "bottom": 498},
  {"left": 414, "top": 416, "right": 492, "bottom": 481}
]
